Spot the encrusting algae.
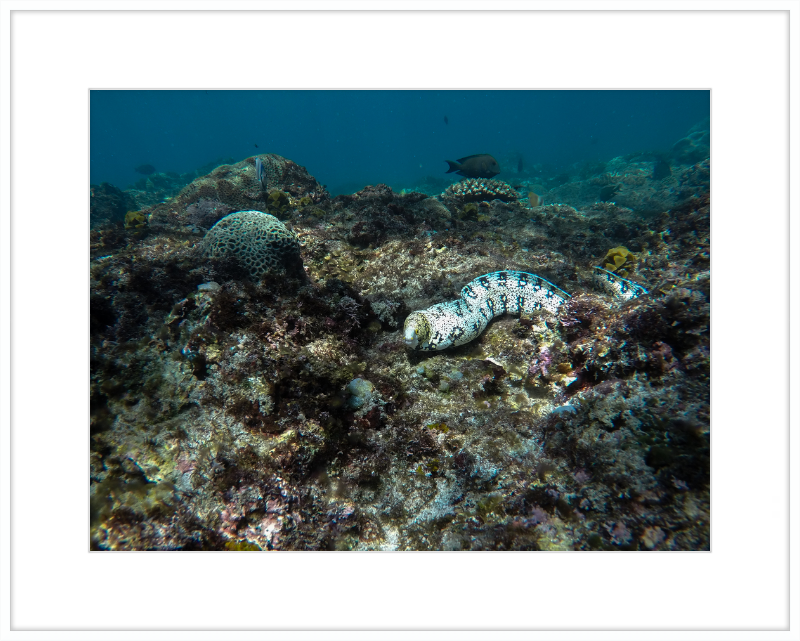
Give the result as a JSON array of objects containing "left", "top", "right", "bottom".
[{"left": 90, "top": 136, "right": 710, "bottom": 552}]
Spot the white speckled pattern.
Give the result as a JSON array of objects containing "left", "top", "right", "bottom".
[
  {"left": 404, "top": 268, "right": 648, "bottom": 351},
  {"left": 404, "top": 270, "right": 571, "bottom": 351},
  {"left": 592, "top": 267, "right": 649, "bottom": 300}
]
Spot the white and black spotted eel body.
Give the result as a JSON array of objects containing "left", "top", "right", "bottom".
[
  {"left": 404, "top": 267, "right": 648, "bottom": 351},
  {"left": 591, "top": 266, "right": 648, "bottom": 300}
]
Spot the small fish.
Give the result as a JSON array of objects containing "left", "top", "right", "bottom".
[
  {"left": 528, "top": 191, "right": 542, "bottom": 207},
  {"left": 255, "top": 157, "right": 268, "bottom": 191},
  {"left": 255, "top": 157, "right": 270, "bottom": 209},
  {"left": 444, "top": 154, "right": 500, "bottom": 178},
  {"left": 134, "top": 164, "right": 156, "bottom": 175},
  {"left": 517, "top": 156, "right": 524, "bottom": 173},
  {"left": 254, "top": 143, "right": 259, "bottom": 148},
  {"left": 444, "top": 115, "right": 449, "bottom": 125},
  {"left": 652, "top": 158, "right": 672, "bottom": 180},
  {"left": 598, "top": 184, "right": 621, "bottom": 201}
]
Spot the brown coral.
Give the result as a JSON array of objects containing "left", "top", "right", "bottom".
[
  {"left": 441, "top": 178, "right": 519, "bottom": 205},
  {"left": 201, "top": 210, "right": 302, "bottom": 279}
]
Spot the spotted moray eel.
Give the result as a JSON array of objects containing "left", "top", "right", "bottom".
[{"left": 403, "top": 267, "right": 648, "bottom": 351}]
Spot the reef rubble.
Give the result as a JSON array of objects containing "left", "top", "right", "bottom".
[{"left": 90, "top": 138, "right": 710, "bottom": 551}]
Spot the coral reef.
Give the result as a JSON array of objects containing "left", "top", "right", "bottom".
[
  {"left": 441, "top": 178, "right": 519, "bottom": 207},
  {"left": 125, "top": 158, "right": 237, "bottom": 208},
  {"left": 126, "top": 172, "right": 191, "bottom": 208},
  {"left": 266, "top": 190, "right": 292, "bottom": 219},
  {"left": 537, "top": 126, "right": 710, "bottom": 216},
  {"left": 90, "top": 182, "right": 138, "bottom": 228},
  {"left": 185, "top": 198, "right": 235, "bottom": 230},
  {"left": 90, "top": 129, "right": 710, "bottom": 551},
  {"left": 140, "top": 153, "right": 329, "bottom": 240},
  {"left": 668, "top": 122, "right": 710, "bottom": 164},
  {"left": 201, "top": 210, "right": 303, "bottom": 280}
]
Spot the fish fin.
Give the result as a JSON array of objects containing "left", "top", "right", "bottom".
[
  {"left": 456, "top": 154, "right": 489, "bottom": 162},
  {"left": 445, "top": 160, "right": 461, "bottom": 174}
]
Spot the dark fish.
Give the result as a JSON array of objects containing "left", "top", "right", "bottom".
[
  {"left": 598, "top": 184, "right": 622, "bottom": 201},
  {"left": 444, "top": 154, "right": 500, "bottom": 178},
  {"left": 444, "top": 115, "right": 448, "bottom": 125},
  {"left": 517, "top": 156, "right": 524, "bottom": 173},
  {"left": 254, "top": 143, "right": 259, "bottom": 148},
  {"left": 134, "top": 164, "right": 156, "bottom": 175},
  {"left": 652, "top": 158, "right": 672, "bottom": 180}
]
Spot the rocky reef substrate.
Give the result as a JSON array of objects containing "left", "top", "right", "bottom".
[{"left": 90, "top": 142, "right": 710, "bottom": 551}]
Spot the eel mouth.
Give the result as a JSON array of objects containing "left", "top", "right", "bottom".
[
  {"left": 403, "top": 325, "right": 419, "bottom": 349},
  {"left": 404, "top": 312, "right": 432, "bottom": 349}
]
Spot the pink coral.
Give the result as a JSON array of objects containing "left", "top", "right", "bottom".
[{"left": 529, "top": 345, "right": 552, "bottom": 377}]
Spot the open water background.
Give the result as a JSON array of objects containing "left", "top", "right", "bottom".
[{"left": 90, "top": 90, "right": 710, "bottom": 195}]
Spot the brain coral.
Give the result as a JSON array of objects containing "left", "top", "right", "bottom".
[{"left": 201, "top": 210, "right": 301, "bottom": 279}]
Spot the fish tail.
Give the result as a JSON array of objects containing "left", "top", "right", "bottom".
[{"left": 444, "top": 160, "right": 460, "bottom": 174}]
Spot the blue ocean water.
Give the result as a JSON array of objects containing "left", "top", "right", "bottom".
[{"left": 90, "top": 90, "right": 709, "bottom": 196}]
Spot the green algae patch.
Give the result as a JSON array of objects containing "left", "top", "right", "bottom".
[
  {"left": 476, "top": 493, "right": 504, "bottom": 520},
  {"left": 124, "top": 210, "right": 148, "bottom": 231},
  {"left": 426, "top": 422, "right": 449, "bottom": 433},
  {"left": 267, "top": 189, "right": 292, "bottom": 217},
  {"left": 460, "top": 202, "right": 479, "bottom": 220},
  {"left": 601, "top": 246, "right": 636, "bottom": 276},
  {"left": 225, "top": 540, "right": 262, "bottom": 551},
  {"left": 587, "top": 533, "right": 604, "bottom": 549}
]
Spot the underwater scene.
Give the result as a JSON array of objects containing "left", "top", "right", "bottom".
[{"left": 90, "top": 90, "right": 710, "bottom": 551}]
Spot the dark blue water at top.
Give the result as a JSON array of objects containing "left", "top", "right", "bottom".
[{"left": 90, "top": 90, "right": 709, "bottom": 195}]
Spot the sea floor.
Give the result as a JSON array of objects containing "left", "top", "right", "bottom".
[{"left": 90, "top": 142, "right": 710, "bottom": 551}]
